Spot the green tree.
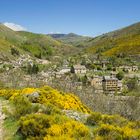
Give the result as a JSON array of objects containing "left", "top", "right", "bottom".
[
  {"left": 32, "top": 64, "right": 39, "bottom": 74},
  {"left": 116, "top": 71, "right": 124, "bottom": 80},
  {"left": 35, "top": 52, "right": 42, "bottom": 59},
  {"left": 27, "top": 64, "right": 39, "bottom": 75},
  {"left": 11, "top": 48, "right": 19, "bottom": 56},
  {"left": 27, "top": 64, "right": 32, "bottom": 75},
  {"left": 107, "top": 64, "right": 112, "bottom": 70},
  {"left": 97, "top": 66, "right": 102, "bottom": 70}
]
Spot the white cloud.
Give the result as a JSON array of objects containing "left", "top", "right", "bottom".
[
  {"left": 49, "top": 32, "right": 62, "bottom": 34},
  {"left": 3, "top": 22, "right": 27, "bottom": 31}
]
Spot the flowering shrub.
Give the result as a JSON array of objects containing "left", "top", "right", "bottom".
[
  {"left": 0, "top": 86, "right": 140, "bottom": 140},
  {"left": 47, "top": 124, "right": 63, "bottom": 136},
  {"left": 101, "top": 114, "right": 128, "bottom": 126},
  {"left": 87, "top": 112, "right": 140, "bottom": 139},
  {"left": 46, "top": 120, "right": 90, "bottom": 139},
  {"left": 38, "top": 86, "right": 91, "bottom": 113},
  {"left": 21, "top": 88, "right": 37, "bottom": 94},
  {"left": 87, "top": 112, "right": 102, "bottom": 125},
  {"left": 94, "top": 123, "right": 140, "bottom": 140},
  {"left": 19, "top": 114, "right": 90, "bottom": 139},
  {"left": 19, "top": 114, "right": 50, "bottom": 139},
  {"left": 0, "top": 86, "right": 90, "bottom": 113},
  {"left": 87, "top": 113, "right": 128, "bottom": 127}
]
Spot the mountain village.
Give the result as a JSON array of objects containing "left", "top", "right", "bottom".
[{"left": 0, "top": 53, "right": 139, "bottom": 95}]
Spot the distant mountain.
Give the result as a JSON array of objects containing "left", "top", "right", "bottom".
[
  {"left": 47, "top": 33, "right": 66, "bottom": 38},
  {"left": 85, "top": 22, "right": 140, "bottom": 56},
  {"left": 48, "top": 33, "right": 91, "bottom": 47},
  {"left": 48, "top": 33, "right": 82, "bottom": 39}
]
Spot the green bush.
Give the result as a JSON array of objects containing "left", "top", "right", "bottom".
[
  {"left": 27, "top": 64, "right": 39, "bottom": 75},
  {"left": 127, "top": 77, "right": 139, "bottom": 91},
  {"left": 97, "top": 65, "right": 102, "bottom": 70},
  {"left": 36, "top": 103, "right": 61, "bottom": 115},
  {"left": 107, "top": 64, "right": 112, "bottom": 70},
  {"left": 87, "top": 112, "right": 102, "bottom": 126},
  {"left": 94, "top": 124, "right": 140, "bottom": 140},
  {"left": 101, "top": 115, "right": 128, "bottom": 127},
  {"left": 19, "top": 114, "right": 50, "bottom": 139},
  {"left": 95, "top": 124, "right": 123, "bottom": 139},
  {"left": 11, "top": 95, "right": 32, "bottom": 119},
  {"left": 11, "top": 48, "right": 19, "bottom": 56}
]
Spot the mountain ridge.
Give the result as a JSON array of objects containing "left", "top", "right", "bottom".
[
  {"left": 84, "top": 22, "right": 140, "bottom": 56},
  {"left": 48, "top": 32, "right": 91, "bottom": 47}
]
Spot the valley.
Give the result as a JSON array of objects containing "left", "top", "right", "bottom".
[{"left": 0, "top": 22, "right": 140, "bottom": 139}]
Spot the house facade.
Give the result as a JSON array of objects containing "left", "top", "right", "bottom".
[
  {"left": 132, "top": 66, "right": 139, "bottom": 72},
  {"left": 59, "top": 67, "right": 71, "bottom": 74},
  {"left": 91, "top": 76, "right": 102, "bottom": 87},
  {"left": 71, "top": 65, "right": 87, "bottom": 74},
  {"left": 118, "top": 65, "right": 139, "bottom": 72},
  {"left": 91, "top": 76, "right": 103, "bottom": 93},
  {"left": 102, "top": 76, "right": 122, "bottom": 94}
]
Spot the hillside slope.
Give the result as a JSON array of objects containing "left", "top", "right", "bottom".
[
  {"left": 0, "top": 24, "right": 77, "bottom": 61},
  {"left": 0, "top": 24, "right": 26, "bottom": 61},
  {"left": 0, "top": 24, "right": 25, "bottom": 43},
  {"left": 85, "top": 22, "right": 140, "bottom": 56}
]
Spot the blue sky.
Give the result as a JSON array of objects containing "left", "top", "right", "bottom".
[{"left": 0, "top": 0, "right": 140, "bottom": 36}]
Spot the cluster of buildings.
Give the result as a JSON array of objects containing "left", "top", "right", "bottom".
[
  {"left": 1, "top": 53, "right": 139, "bottom": 94},
  {"left": 118, "top": 65, "right": 139, "bottom": 72},
  {"left": 54, "top": 64, "right": 124, "bottom": 94},
  {"left": 55, "top": 64, "right": 87, "bottom": 78},
  {"left": 53, "top": 61, "right": 140, "bottom": 94}
]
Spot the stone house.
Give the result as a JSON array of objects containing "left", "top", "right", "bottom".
[
  {"left": 55, "top": 66, "right": 71, "bottom": 78},
  {"left": 118, "top": 65, "right": 139, "bottom": 72},
  {"left": 123, "top": 66, "right": 132, "bottom": 72},
  {"left": 36, "top": 59, "right": 50, "bottom": 65},
  {"left": 91, "top": 76, "right": 103, "bottom": 93},
  {"left": 132, "top": 66, "right": 139, "bottom": 72},
  {"left": 102, "top": 76, "right": 122, "bottom": 94},
  {"left": 59, "top": 67, "right": 71, "bottom": 74},
  {"left": 110, "top": 71, "right": 117, "bottom": 78},
  {"left": 91, "top": 76, "right": 103, "bottom": 87},
  {"left": 71, "top": 65, "right": 87, "bottom": 74},
  {"left": 101, "top": 60, "right": 109, "bottom": 69}
]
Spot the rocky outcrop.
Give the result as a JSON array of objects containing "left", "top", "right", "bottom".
[
  {"left": 27, "top": 92, "right": 40, "bottom": 102},
  {"left": 63, "top": 110, "right": 89, "bottom": 123}
]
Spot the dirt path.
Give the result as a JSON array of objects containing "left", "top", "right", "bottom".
[{"left": 0, "top": 101, "right": 6, "bottom": 140}]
